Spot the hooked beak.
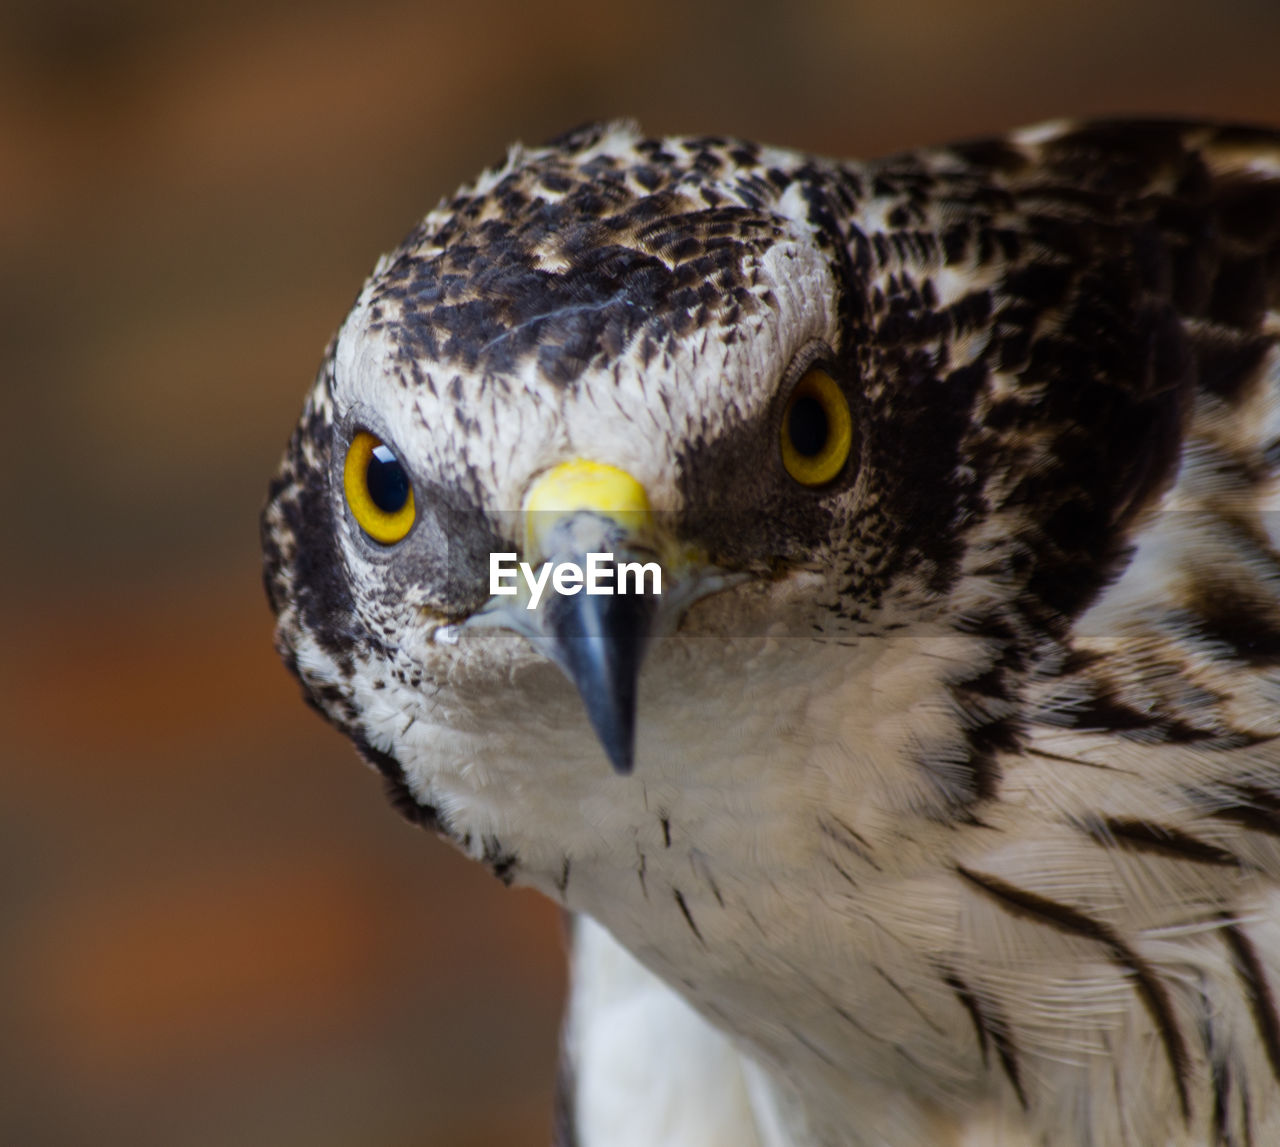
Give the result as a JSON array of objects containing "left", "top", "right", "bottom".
[
  {"left": 541, "top": 568, "right": 656, "bottom": 774},
  {"left": 467, "top": 459, "right": 732, "bottom": 774}
]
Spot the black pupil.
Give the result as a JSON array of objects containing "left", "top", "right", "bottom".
[
  {"left": 367, "top": 444, "right": 410, "bottom": 513},
  {"left": 788, "top": 394, "right": 829, "bottom": 458}
]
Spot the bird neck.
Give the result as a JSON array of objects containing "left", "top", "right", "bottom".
[{"left": 408, "top": 623, "right": 1017, "bottom": 1138}]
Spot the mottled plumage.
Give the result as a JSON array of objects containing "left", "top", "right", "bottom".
[{"left": 263, "top": 120, "right": 1280, "bottom": 1146}]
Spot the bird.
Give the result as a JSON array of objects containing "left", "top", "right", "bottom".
[{"left": 261, "top": 118, "right": 1280, "bottom": 1147}]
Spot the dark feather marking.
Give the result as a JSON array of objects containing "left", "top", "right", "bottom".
[
  {"left": 263, "top": 395, "right": 363, "bottom": 675},
  {"left": 375, "top": 178, "right": 780, "bottom": 387},
  {"left": 1188, "top": 580, "right": 1280, "bottom": 668},
  {"left": 944, "top": 971, "right": 988, "bottom": 1063},
  {"left": 1090, "top": 817, "right": 1242, "bottom": 868},
  {"left": 1194, "top": 973, "right": 1242, "bottom": 1147},
  {"left": 1193, "top": 329, "right": 1273, "bottom": 402},
  {"left": 828, "top": 1001, "right": 932, "bottom": 1074},
  {"left": 672, "top": 888, "right": 705, "bottom": 946},
  {"left": 691, "top": 854, "right": 726, "bottom": 906},
  {"left": 379, "top": 771, "right": 440, "bottom": 829},
  {"left": 555, "top": 856, "right": 572, "bottom": 895},
  {"left": 1024, "top": 746, "right": 1126, "bottom": 772},
  {"left": 828, "top": 858, "right": 858, "bottom": 887},
  {"left": 1204, "top": 1012, "right": 1232, "bottom": 1147},
  {"left": 353, "top": 734, "right": 442, "bottom": 831},
  {"left": 873, "top": 964, "right": 947, "bottom": 1036},
  {"left": 482, "top": 836, "right": 520, "bottom": 886},
  {"left": 786, "top": 1023, "right": 839, "bottom": 1068},
  {"left": 1104, "top": 1035, "right": 1128, "bottom": 1147},
  {"left": 941, "top": 971, "right": 1028, "bottom": 1108},
  {"left": 660, "top": 814, "right": 671, "bottom": 848},
  {"left": 1221, "top": 918, "right": 1280, "bottom": 1087},
  {"left": 988, "top": 1015, "right": 1028, "bottom": 1110},
  {"left": 1211, "top": 785, "right": 1280, "bottom": 839},
  {"left": 1052, "top": 690, "right": 1226, "bottom": 745},
  {"left": 819, "top": 816, "right": 881, "bottom": 870},
  {"left": 829, "top": 813, "right": 874, "bottom": 853},
  {"left": 956, "top": 864, "right": 1191, "bottom": 1120}
]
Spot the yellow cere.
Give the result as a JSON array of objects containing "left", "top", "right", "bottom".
[
  {"left": 343, "top": 431, "right": 417, "bottom": 544},
  {"left": 780, "top": 367, "right": 853, "bottom": 487},
  {"left": 523, "top": 459, "right": 654, "bottom": 558}
]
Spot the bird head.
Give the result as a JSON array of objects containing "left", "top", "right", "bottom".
[{"left": 262, "top": 121, "right": 1187, "bottom": 877}]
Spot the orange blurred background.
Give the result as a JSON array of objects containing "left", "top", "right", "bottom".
[{"left": 4, "top": 1, "right": 1280, "bottom": 1143}]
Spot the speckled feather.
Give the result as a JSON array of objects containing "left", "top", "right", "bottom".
[{"left": 263, "top": 120, "right": 1280, "bottom": 1147}]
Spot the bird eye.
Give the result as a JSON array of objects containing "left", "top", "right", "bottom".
[
  {"left": 343, "top": 431, "right": 416, "bottom": 544},
  {"left": 780, "top": 367, "right": 853, "bottom": 487}
]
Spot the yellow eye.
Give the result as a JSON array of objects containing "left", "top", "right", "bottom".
[
  {"left": 343, "top": 431, "right": 416, "bottom": 544},
  {"left": 780, "top": 367, "right": 853, "bottom": 487}
]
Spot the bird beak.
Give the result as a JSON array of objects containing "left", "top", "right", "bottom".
[
  {"left": 467, "top": 459, "right": 732, "bottom": 774},
  {"left": 539, "top": 556, "right": 657, "bottom": 775}
]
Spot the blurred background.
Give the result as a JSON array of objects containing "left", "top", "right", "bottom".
[{"left": 4, "top": 0, "right": 1280, "bottom": 1143}]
